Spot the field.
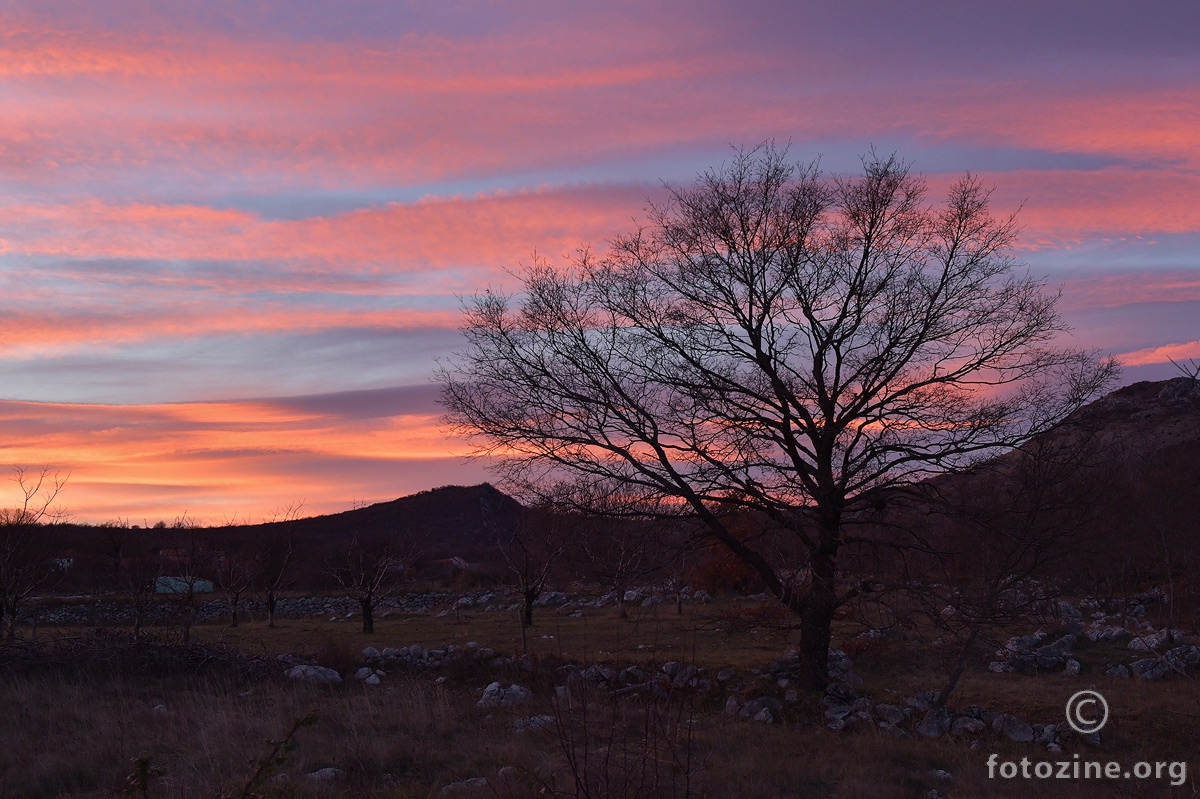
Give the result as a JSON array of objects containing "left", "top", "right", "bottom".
[{"left": 2, "top": 596, "right": 1198, "bottom": 798}]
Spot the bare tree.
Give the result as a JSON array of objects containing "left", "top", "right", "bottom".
[
  {"left": 502, "top": 506, "right": 568, "bottom": 630},
  {"left": 576, "top": 516, "right": 658, "bottom": 620},
  {"left": 154, "top": 519, "right": 211, "bottom": 644},
  {"left": 215, "top": 545, "right": 258, "bottom": 628},
  {"left": 0, "top": 468, "right": 68, "bottom": 638},
  {"left": 441, "top": 144, "right": 1119, "bottom": 689},
  {"left": 888, "top": 424, "right": 1116, "bottom": 706},
  {"left": 329, "top": 532, "right": 419, "bottom": 634}
]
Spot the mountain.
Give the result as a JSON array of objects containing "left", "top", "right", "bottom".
[{"left": 244, "top": 482, "right": 523, "bottom": 558}]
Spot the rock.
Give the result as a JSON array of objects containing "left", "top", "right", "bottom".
[
  {"left": 1083, "top": 731, "right": 1102, "bottom": 747},
  {"left": 307, "top": 767, "right": 343, "bottom": 781},
  {"left": 1085, "top": 625, "right": 1126, "bottom": 643},
  {"left": 1046, "top": 742, "right": 1063, "bottom": 754},
  {"left": 933, "top": 769, "right": 952, "bottom": 780},
  {"left": 951, "top": 716, "right": 985, "bottom": 737},
  {"left": 1129, "top": 658, "right": 1171, "bottom": 680},
  {"left": 584, "top": 664, "right": 616, "bottom": 684},
  {"left": 875, "top": 704, "right": 909, "bottom": 726},
  {"left": 440, "top": 777, "right": 489, "bottom": 794},
  {"left": 740, "top": 696, "right": 783, "bottom": 721},
  {"left": 661, "top": 661, "right": 681, "bottom": 677},
  {"left": 752, "top": 707, "right": 775, "bottom": 724},
  {"left": 364, "top": 674, "right": 381, "bottom": 686},
  {"left": 619, "top": 666, "right": 646, "bottom": 684},
  {"left": 878, "top": 722, "right": 909, "bottom": 738},
  {"left": 988, "top": 661, "right": 1013, "bottom": 673},
  {"left": 151, "top": 703, "right": 169, "bottom": 715},
  {"left": 916, "top": 708, "right": 953, "bottom": 739},
  {"left": 724, "top": 697, "right": 741, "bottom": 716},
  {"left": 354, "top": 667, "right": 374, "bottom": 680},
  {"left": 514, "top": 715, "right": 556, "bottom": 732},
  {"left": 1063, "top": 659, "right": 1081, "bottom": 676},
  {"left": 286, "top": 665, "right": 342, "bottom": 684},
  {"left": 1057, "top": 601, "right": 1083, "bottom": 622},
  {"left": 362, "top": 647, "right": 381, "bottom": 660},
  {"left": 992, "top": 714, "right": 1034, "bottom": 743},
  {"left": 672, "top": 664, "right": 698, "bottom": 688},
  {"left": 716, "top": 669, "right": 735, "bottom": 682},
  {"left": 1033, "top": 634, "right": 1077, "bottom": 669},
  {"left": 501, "top": 684, "right": 533, "bottom": 707},
  {"left": 997, "top": 631, "right": 1046, "bottom": 659},
  {"left": 477, "top": 682, "right": 505, "bottom": 708},
  {"left": 1105, "top": 664, "right": 1130, "bottom": 679},
  {"left": 906, "top": 691, "right": 940, "bottom": 713},
  {"left": 826, "top": 681, "right": 858, "bottom": 703},
  {"left": 827, "top": 718, "right": 846, "bottom": 732},
  {"left": 1165, "top": 645, "right": 1200, "bottom": 671}
]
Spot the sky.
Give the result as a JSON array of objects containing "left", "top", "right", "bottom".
[{"left": 0, "top": 0, "right": 1197, "bottom": 523}]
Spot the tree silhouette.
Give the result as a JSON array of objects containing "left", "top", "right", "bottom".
[{"left": 441, "top": 144, "right": 1118, "bottom": 689}]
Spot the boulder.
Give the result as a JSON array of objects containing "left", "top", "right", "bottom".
[
  {"left": 1104, "top": 664, "right": 1131, "bottom": 679},
  {"left": 1129, "top": 658, "right": 1171, "bottom": 681},
  {"left": 286, "top": 665, "right": 342, "bottom": 685},
  {"left": 1165, "top": 645, "right": 1200, "bottom": 671},
  {"left": 826, "top": 681, "right": 858, "bottom": 703},
  {"left": 1033, "top": 634, "right": 1077, "bottom": 669},
  {"left": 951, "top": 716, "right": 986, "bottom": 737},
  {"left": 916, "top": 708, "right": 953, "bottom": 739},
  {"left": 906, "top": 691, "right": 941, "bottom": 713},
  {"left": 1063, "top": 659, "right": 1081, "bottom": 676},
  {"left": 992, "top": 714, "right": 1034, "bottom": 743},
  {"left": 740, "top": 696, "right": 783, "bottom": 722},
  {"left": 514, "top": 715, "right": 556, "bottom": 732},
  {"left": 875, "top": 704, "right": 909, "bottom": 726},
  {"left": 307, "top": 767, "right": 343, "bottom": 781}
]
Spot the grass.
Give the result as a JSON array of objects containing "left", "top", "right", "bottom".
[{"left": 4, "top": 597, "right": 1199, "bottom": 798}]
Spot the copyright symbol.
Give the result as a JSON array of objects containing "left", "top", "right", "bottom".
[{"left": 1066, "top": 690, "right": 1109, "bottom": 734}]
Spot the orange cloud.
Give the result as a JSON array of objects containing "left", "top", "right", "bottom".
[{"left": 0, "top": 389, "right": 486, "bottom": 523}]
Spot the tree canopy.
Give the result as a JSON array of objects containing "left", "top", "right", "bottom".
[{"left": 440, "top": 144, "right": 1118, "bottom": 688}]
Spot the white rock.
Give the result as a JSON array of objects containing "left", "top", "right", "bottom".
[{"left": 286, "top": 665, "right": 342, "bottom": 684}]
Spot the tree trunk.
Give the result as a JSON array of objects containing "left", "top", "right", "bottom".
[
  {"left": 523, "top": 591, "right": 535, "bottom": 627},
  {"left": 361, "top": 597, "right": 374, "bottom": 634},
  {"left": 267, "top": 593, "right": 277, "bottom": 628},
  {"left": 934, "top": 627, "right": 981, "bottom": 710},
  {"left": 797, "top": 541, "right": 838, "bottom": 691},
  {"left": 230, "top": 599, "right": 239, "bottom": 628}
]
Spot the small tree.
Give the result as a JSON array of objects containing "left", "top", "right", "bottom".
[
  {"left": 502, "top": 506, "right": 568, "bottom": 629},
  {"left": 0, "top": 468, "right": 68, "bottom": 638},
  {"left": 216, "top": 546, "right": 257, "bottom": 628},
  {"left": 442, "top": 144, "right": 1118, "bottom": 689},
  {"left": 154, "top": 519, "right": 210, "bottom": 644},
  {"left": 329, "top": 532, "right": 418, "bottom": 634}
]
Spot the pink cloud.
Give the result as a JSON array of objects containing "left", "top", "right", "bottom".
[
  {"left": 0, "top": 392, "right": 484, "bottom": 523},
  {"left": 1118, "top": 340, "right": 1200, "bottom": 368}
]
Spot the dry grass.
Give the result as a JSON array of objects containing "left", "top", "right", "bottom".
[{"left": 5, "top": 599, "right": 1199, "bottom": 798}]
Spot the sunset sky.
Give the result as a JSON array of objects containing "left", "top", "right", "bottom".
[{"left": 1, "top": 1, "right": 1198, "bottom": 523}]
